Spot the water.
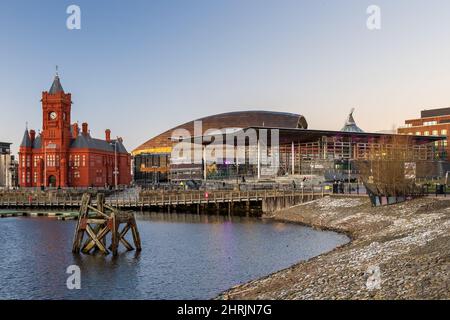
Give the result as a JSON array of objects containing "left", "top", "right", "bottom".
[{"left": 0, "top": 213, "right": 349, "bottom": 299}]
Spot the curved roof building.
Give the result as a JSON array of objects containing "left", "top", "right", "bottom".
[
  {"left": 132, "top": 110, "right": 307, "bottom": 156},
  {"left": 132, "top": 109, "right": 445, "bottom": 185}
]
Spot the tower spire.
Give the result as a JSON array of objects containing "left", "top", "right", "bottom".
[
  {"left": 341, "top": 108, "right": 364, "bottom": 133},
  {"left": 49, "top": 67, "right": 64, "bottom": 94}
]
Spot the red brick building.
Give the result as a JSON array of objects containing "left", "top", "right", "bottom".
[
  {"left": 18, "top": 73, "right": 131, "bottom": 188},
  {"left": 397, "top": 107, "right": 449, "bottom": 161}
]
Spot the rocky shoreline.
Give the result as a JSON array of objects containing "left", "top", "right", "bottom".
[{"left": 218, "top": 196, "right": 449, "bottom": 299}]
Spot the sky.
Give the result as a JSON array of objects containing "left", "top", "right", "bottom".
[{"left": 2, "top": 0, "right": 450, "bottom": 155}]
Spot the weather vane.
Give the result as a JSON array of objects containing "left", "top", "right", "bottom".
[{"left": 56, "top": 65, "right": 59, "bottom": 76}]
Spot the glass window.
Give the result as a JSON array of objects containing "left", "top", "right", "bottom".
[
  {"left": 424, "top": 131, "right": 430, "bottom": 136},
  {"left": 432, "top": 130, "right": 438, "bottom": 136},
  {"left": 46, "top": 155, "right": 56, "bottom": 167},
  {"left": 74, "top": 155, "right": 80, "bottom": 167},
  {"left": 441, "top": 129, "right": 447, "bottom": 135},
  {"left": 415, "top": 132, "right": 421, "bottom": 135}
]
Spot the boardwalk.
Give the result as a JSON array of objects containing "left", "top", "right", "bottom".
[{"left": 0, "top": 188, "right": 352, "bottom": 214}]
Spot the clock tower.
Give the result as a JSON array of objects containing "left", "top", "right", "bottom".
[
  {"left": 18, "top": 70, "right": 131, "bottom": 189},
  {"left": 41, "top": 72, "right": 72, "bottom": 187}
]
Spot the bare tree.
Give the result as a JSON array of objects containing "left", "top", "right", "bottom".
[{"left": 355, "top": 135, "right": 426, "bottom": 197}]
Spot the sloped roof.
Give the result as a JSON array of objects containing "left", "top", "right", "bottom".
[
  {"left": 49, "top": 75, "right": 64, "bottom": 94},
  {"left": 341, "top": 110, "right": 364, "bottom": 133},
  {"left": 33, "top": 135, "right": 42, "bottom": 149},
  {"left": 20, "top": 129, "right": 32, "bottom": 148},
  {"left": 23, "top": 130, "right": 128, "bottom": 154},
  {"left": 70, "top": 134, "right": 128, "bottom": 153}
]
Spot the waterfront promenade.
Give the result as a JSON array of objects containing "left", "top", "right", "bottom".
[
  {"left": 0, "top": 188, "right": 336, "bottom": 215},
  {"left": 219, "top": 196, "right": 450, "bottom": 299}
]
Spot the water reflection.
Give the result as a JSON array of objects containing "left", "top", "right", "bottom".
[{"left": 0, "top": 214, "right": 349, "bottom": 299}]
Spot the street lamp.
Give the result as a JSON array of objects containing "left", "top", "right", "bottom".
[{"left": 113, "top": 138, "right": 119, "bottom": 190}]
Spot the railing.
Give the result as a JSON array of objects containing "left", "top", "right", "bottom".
[{"left": 0, "top": 187, "right": 334, "bottom": 208}]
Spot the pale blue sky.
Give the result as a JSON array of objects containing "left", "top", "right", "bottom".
[{"left": 2, "top": 0, "right": 450, "bottom": 154}]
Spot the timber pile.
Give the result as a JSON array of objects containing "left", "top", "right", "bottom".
[{"left": 72, "top": 193, "right": 142, "bottom": 256}]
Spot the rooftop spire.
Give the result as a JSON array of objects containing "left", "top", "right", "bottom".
[
  {"left": 49, "top": 66, "right": 64, "bottom": 94},
  {"left": 20, "top": 128, "right": 32, "bottom": 148},
  {"left": 341, "top": 108, "right": 364, "bottom": 133}
]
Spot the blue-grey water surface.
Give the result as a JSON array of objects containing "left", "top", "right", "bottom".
[{"left": 0, "top": 213, "right": 348, "bottom": 299}]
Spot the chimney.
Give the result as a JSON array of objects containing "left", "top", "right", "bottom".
[
  {"left": 29, "top": 130, "right": 36, "bottom": 144},
  {"left": 105, "top": 129, "right": 111, "bottom": 142},
  {"left": 72, "top": 123, "right": 79, "bottom": 137},
  {"left": 82, "top": 122, "right": 88, "bottom": 135}
]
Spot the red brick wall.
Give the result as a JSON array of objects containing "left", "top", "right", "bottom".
[
  {"left": 19, "top": 146, "right": 131, "bottom": 188},
  {"left": 18, "top": 87, "right": 131, "bottom": 188}
]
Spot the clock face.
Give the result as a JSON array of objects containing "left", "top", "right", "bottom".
[{"left": 50, "top": 112, "right": 57, "bottom": 120}]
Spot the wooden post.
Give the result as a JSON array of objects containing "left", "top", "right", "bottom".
[
  {"left": 216, "top": 202, "right": 220, "bottom": 214},
  {"left": 110, "top": 211, "right": 119, "bottom": 256},
  {"left": 72, "top": 193, "right": 91, "bottom": 253},
  {"left": 96, "top": 193, "right": 106, "bottom": 249},
  {"left": 72, "top": 192, "right": 142, "bottom": 256},
  {"left": 130, "top": 217, "right": 142, "bottom": 251}
]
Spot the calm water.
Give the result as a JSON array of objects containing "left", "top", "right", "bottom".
[{"left": 0, "top": 213, "right": 348, "bottom": 299}]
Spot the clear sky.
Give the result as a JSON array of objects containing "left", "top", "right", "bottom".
[{"left": 2, "top": 0, "right": 450, "bottom": 154}]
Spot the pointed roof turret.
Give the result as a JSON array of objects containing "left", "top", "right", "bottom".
[
  {"left": 20, "top": 129, "right": 32, "bottom": 148},
  {"left": 341, "top": 108, "right": 364, "bottom": 133},
  {"left": 49, "top": 66, "right": 64, "bottom": 94}
]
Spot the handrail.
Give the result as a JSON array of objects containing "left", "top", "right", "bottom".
[{"left": 0, "top": 186, "right": 337, "bottom": 208}]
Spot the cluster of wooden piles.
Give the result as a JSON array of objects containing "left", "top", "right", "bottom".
[{"left": 72, "top": 193, "right": 142, "bottom": 256}]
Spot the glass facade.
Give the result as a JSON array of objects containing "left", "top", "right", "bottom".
[{"left": 133, "top": 153, "right": 170, "bottom": 185}]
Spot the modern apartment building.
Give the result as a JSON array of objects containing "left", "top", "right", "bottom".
[
  {"left": 0, "top": 142, "right": 17, "bottom": 189},
  {"left": 398, "top": 107, "right": 450, "bottom": 161}
]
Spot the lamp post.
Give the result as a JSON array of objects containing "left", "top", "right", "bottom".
[
  {"left": 113, "top": 139, "right": 119, "bottom": 190},
  {"left": 44, "top": 142, "right": 47, "bottom": 188},
  {"left": 3, "top": 153, "right": 7, "bottom": 189}
]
